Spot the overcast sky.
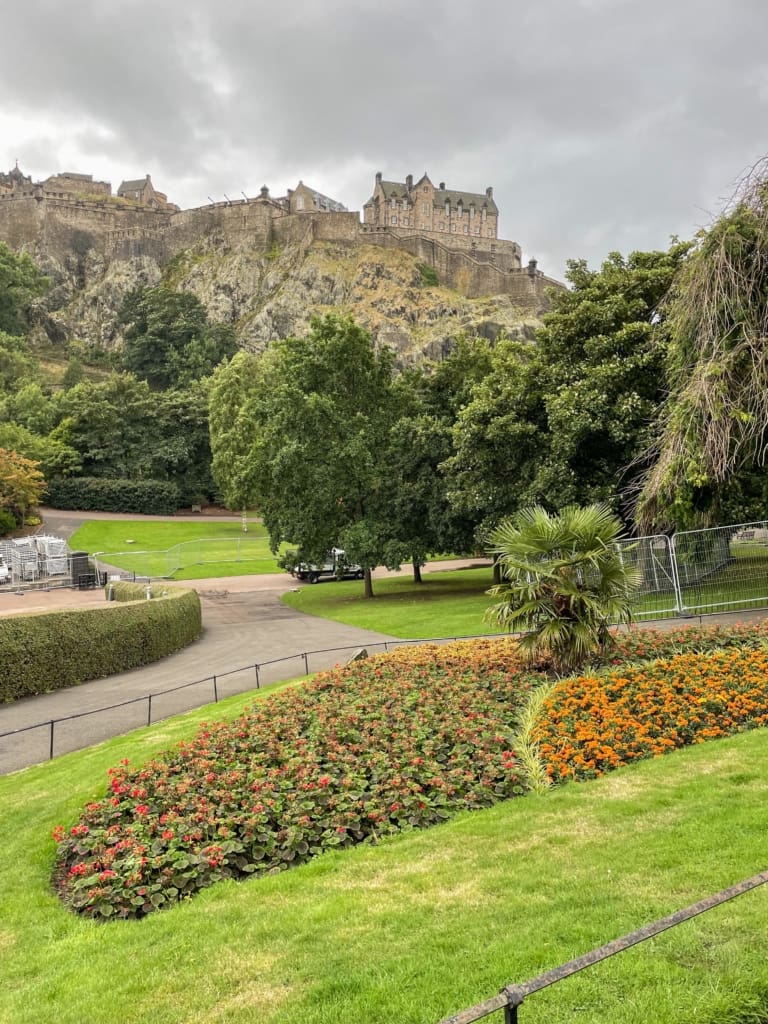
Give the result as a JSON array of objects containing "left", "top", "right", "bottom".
[{"left": 1, "top": 0, "right": 766, "bottom": 279}]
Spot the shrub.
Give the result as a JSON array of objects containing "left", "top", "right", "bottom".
[
  {"left": 52, "top": 640, "right": 532, "bottom": 919},
  {"left": 0, "top": 509, "right": 16, "bottom": 536},
  {"left": 45, "top": 477, "right": 179, "bottom": 515},
  {"left": 0, "top": 588, "right": 200, "bottom": 702}
]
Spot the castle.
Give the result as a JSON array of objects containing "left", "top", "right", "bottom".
[{"left": 0, "top": 164, "right": 559, "bottom": 303}]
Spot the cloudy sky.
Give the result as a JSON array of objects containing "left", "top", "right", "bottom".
[{"left": 1, "top": 0, "right": 766, "bottom": 279}]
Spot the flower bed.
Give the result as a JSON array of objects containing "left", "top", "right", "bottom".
[
  {"left": 533, "top": 647, "right": 768, "bottom": 782},
  {"left": 52, "top": 620, "right": 768, "bottom": 920},
  {"left": 52, "top": 641, "right": 533, "bottom": 919}
]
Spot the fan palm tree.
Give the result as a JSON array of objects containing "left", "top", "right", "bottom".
[{"left": 485, "top": 503, "right": 642, "bottom": 674}]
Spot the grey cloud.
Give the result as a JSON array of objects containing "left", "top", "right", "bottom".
[{"left": 1, "top": 0, "right": 767, "bottom": 276}]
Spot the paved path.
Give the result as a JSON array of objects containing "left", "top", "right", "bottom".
[
  {"left": 4, "top": 508, "right": 766, "bottom": 777},
  {"left": 0, "top": 552, "right": 488, "bottom": 775},
  {"left": 0, "top": 575, "right": 402, "bottom": 774}
]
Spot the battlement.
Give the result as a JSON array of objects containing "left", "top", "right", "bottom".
[{"left": 0, "top": 163, "right": 557, "bottom": 303}]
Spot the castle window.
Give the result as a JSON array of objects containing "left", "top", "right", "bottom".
[
  {"left": 474, "top": 227, "right": 480, "bottom": 235},
  {"left": 440, "top": 222, "right": 445, "bottom": 231},
  {"left": 423, "top": 186, "right": 429, "bottom": 192},
  {"left": 451, "top": 224, "right": 457, "bottom": 233},
  {"left": 463, "top": 225, "right": 469, "bottom": 234},
  {"left": 391, "top": 215, "right": 397, "bottom": 225},
  {"left": 296, "top": 196, "right": 305, "bottom": 210},
  {"left": 422, "top": 202, "right": 429, "bottom": 215},
  {"left": 487, "top": 229, "right": 493, "bottom": 236}
]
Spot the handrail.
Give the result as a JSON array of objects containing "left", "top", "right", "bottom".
[
  {"left": 0, "top": 632, "right": 503, "bottom": 770},
  {"left": 439, "top": 869, "right": 768, "bottom": 1023}
]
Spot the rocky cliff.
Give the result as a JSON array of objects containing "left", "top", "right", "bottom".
[{"left": 28, "top": 238, "right": 548, "bottom": 362}]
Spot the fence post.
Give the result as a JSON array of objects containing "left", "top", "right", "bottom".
[
  {"left": 147, "top": 694, "right": 152, "bottom": 727},
  {"left": 668, "top": 535, "right": 686, "bottom": 615},
  {"left": 213, "top": 675, "right": 218, "bottom": 702},
  {"left": 303, "top": 652, "right": 309, "bottom": 674},
  {"left": 49, "top": 720, "right": 55, "bottom": 760},
  {"left": 255, "top": 664, "right": 260, "bottom": 689}
]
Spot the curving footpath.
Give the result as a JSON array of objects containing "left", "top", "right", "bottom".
[
  {"left": 3, "top": 507, "right": 767, "bottom": 775},
  {"left": 0, "top": 570, "right": 408, "bottom": 775}
]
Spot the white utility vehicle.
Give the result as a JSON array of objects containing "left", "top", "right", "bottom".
[{"left": 293, "top": 547, "right": 364, "bottom": 584}]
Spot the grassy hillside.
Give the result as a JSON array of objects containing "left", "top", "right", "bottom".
[{"left": 3, "top": 681, "right": 768, "bottom": 1024}]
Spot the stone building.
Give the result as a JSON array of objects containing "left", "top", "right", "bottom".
[
  {"left": 283, "top": 180, "right": 347, "bottom": 214},
  {"left": 0, "top": 162, "right": 32, "bottom": 192},
  {"left": 364, "top": 172, "right": 499, "bottom": 240},
  {"left": 43, "top": 172, "right": 111, "bottom": 197},
  {"left": 117, "top": 174, "right": 177, "bottom": 210}
]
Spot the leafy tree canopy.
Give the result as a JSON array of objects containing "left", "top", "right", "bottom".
[
  {"left": 446, "top": 244, "right": 691, "bottom": 539},
  {"left": 119, "top": 286, "right": 237, "bottom": 389},
  {"left": 210, "top": 314, "right": 399, "bottom": 595},
  {"left": 0, "top": 243, "right": 48, "bottom": 336},
  {"left": 0, "top": 447, "right": 45, "bottom": 526},
  {"left": 638, "top": 164, "right": 768, "bottom": 528}
]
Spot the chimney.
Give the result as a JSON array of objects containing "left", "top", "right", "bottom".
[
  {"left": 259, "top": 184, "right": 269, "bottom": 199},
  {"left": 527, "top": 258, "right": 538, "bottom": 276},
  {"left": 406, "top": 174, "right": 413, "bottom": 189},
  {"left": 486, "top": 186, "right": 493, "bottom": 198},
  {"left": 439, "top": 182, "right": 445, "bottom": 190},
  {"left": 375, "top": 171, "right": 382, "bottom": 184}
]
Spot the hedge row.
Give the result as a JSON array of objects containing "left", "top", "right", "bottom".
[
  {"left": 0, "top": 587, "right": 201, "bottom": 702},
  {"left": 45, "top": 478, "right": 180, "bottom": 515},
  {"left": 108, "top": 582, "right": 173, "bottom": 603}
]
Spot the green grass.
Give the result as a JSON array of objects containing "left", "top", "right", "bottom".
[
  {"left": 282, "top": 567, "right": 500, "bottom": 638},
  {"left": 69, "top": 519, "right": 284, "bottom": 579},
  {"left": 4, "top": 679, "right": 768, "bottom": 1023}
]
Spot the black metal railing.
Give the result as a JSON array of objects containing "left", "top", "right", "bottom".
[
  {"left": 0, "top": 633, "right": 497, "bottom": 773},
  {"left": 438, "top": 869, "right": 768, "bottom": 1023}
]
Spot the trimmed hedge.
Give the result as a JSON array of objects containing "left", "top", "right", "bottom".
[
  {"left": 45, "top": 478, "right": 179, "bottom": 515},
  {"left": 0, "top": 587, "right": 201, "bottom": 702},
  {"left": 108, "top": 582, "right": 173, "bottom": 603}
]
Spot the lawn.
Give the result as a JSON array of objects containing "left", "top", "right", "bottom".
[
  {"left": 68, "top": 519, "right": 284, "bottom": 578},
  {"left": 4, "top": 679, "right": 768, "bottom": 1024},
  {"left": 282, "top": 566, "right": 500, "bottom": 638}
]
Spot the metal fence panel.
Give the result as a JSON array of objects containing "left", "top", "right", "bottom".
[
  {"left": 674, "top": 520, "right": 768, "bottom": 615},
  {"left": 616, "top": 534, "right": 681, "bottom": 621}
]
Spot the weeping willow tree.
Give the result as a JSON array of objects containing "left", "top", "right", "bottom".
[{"left": 637, "top": 161, "right": 768, "bottom": 528}]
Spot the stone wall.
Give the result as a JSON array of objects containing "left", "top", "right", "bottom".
[{"left": 0, "top": 191, "right": 559, "bottom": 305}]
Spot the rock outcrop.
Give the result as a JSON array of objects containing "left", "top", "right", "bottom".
[{"left": 29, "top": 239, "right": 546, "bottom": 362}]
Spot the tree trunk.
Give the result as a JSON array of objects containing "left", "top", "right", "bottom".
[
  {"left": 364, "top": 568, "right": 375, "bottom": 598},
  {"left": 493, "top": 559, "right": 502, "bottom": 585},
  {"left": 412, "top": 559, "right": 423, "bottom": 584}
]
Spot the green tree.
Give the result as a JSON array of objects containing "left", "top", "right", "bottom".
[
  {"left": 0, "top": 448, "right": 45, "bottom": 527},
  {"left": 50, "top": 374, "right": 215, "bottom": 502},
  {"left": 208, "top": 350, "right": 266, "bottom": 512},
  {"left": 0, "top": 243, "right": 48, "bottom": 335},
  {"left": 485, "top": 503, "right": 641, "bottom": 674},
  {"left": 446, "top": 245, "right": 690, "bottom": 540},
  {"left": 0, "top": 331, "right": 38, "bottom": 392},
  {"left": 209, "top": 315, "right": 398, "bottom": 596},
  {"left": 383, "top": 339, "right": 494, "bottom": 580},
  {"left": 119, "top": 286, "right": 237, "bottom": 389},
  {"left": 0, "top": 422, "right": 81, "bottom": 479},
  {"left": 445, "top": 339, "right": 546, "bottom": 541},
  {"left": 638, "top": 165, "right": 768, "bottom": 527}
]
